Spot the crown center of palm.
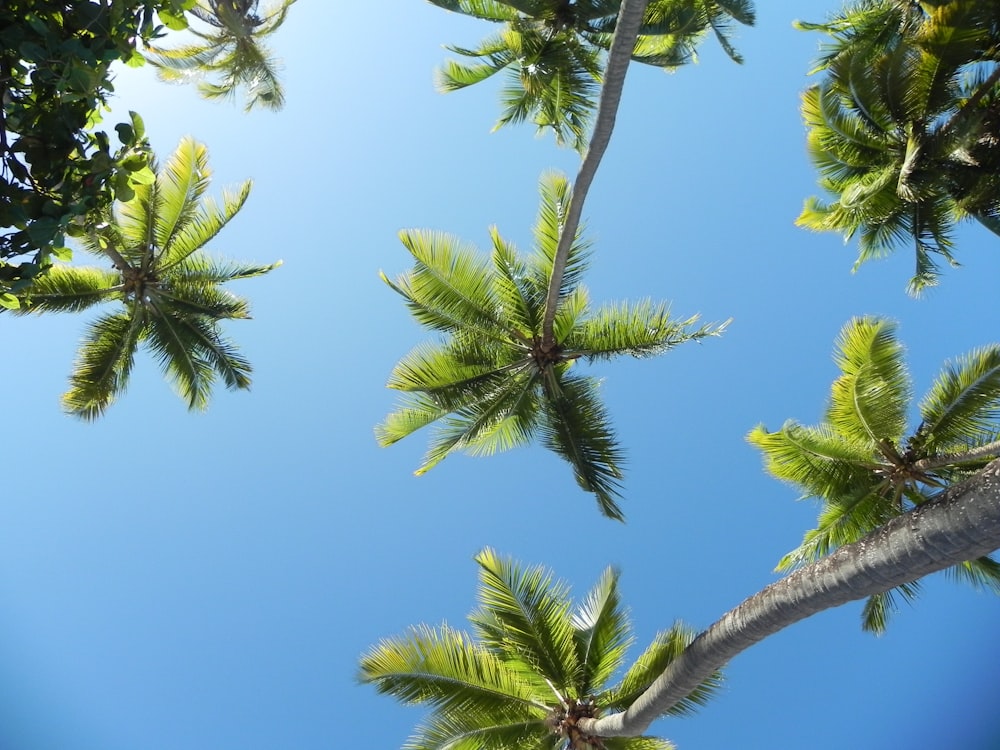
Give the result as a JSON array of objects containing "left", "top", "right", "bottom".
[
  {"left": 121, "top": 265, "right": 159, "bottom": 302},
  {"left": 548, "top": 696, "right": 603, "bottom": 750}
]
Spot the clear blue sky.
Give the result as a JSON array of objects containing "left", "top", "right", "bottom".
[{"left": 3, "top": 2, "right": 1000, "bottom": 749}]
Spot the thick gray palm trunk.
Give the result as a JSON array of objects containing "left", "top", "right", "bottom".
[
  {"left": 581, "top": 458, "right": 1000, "bottom": 737},
  {"left": 540, "top": 0, "right": 649, "bottom": 350}
]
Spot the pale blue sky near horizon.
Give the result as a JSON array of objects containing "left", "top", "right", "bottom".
[{"left": 2, "top": 2, "right": 1000, "bottom": 749}]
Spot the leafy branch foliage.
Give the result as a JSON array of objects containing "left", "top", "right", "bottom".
[{"left": 0, "top": 0, "right": 196, "bottom": 306}]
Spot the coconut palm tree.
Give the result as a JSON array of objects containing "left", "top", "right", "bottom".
[
  {"left": 359, "top": 547, "right": 722, "bottom": 750},
  {"left": 376, "top": 171, "right": 724, "bottom": 520},
  {"left": 429, "top": 0, "right": 755, "bottom": 150},
  {"left": 145, "top": 0, "right": 297, "bottom": 111},
  {"left": 13, "top": 137, "right": 279, "bottom": 419},
  {"left": 747, "top": 316, "right": 1000, "bottom": 631},
  {"left": 578, "top": 456, "right": 1000, "bottom": 739},
  {"left": 796, "top": 0, "right": 1000, "bottom": 293}
]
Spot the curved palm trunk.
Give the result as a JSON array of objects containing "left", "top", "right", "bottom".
[
  {"left": 540, "top": 0, "right": 649, "bottom": 351},
  {"left": 581, "top": 458, "right": 1000, "bottom": 737}
]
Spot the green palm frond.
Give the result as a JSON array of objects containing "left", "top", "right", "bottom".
[
  {"left": 490, "top": 227, "right": 544, "bottom": 335},
  {"left": 860, "top": 580, "right": 922, "bottom": 634},
  {"left": 539, "top": 370, "right": 625, "bottom": 520},
  {"left": 16, "top": 266, "right": 121, "bottom": 313},
  {"left": 571, "top": 567, "right": 632, "bottom": 693},
  {"left": 160, "top": 183, "right": 253, "bottom": 272},
  {"left": 746, "top": 422, "right": 879, "bottom": 504},
  {"left": 826, "top": 316, "right": 910, "bottom": 448},
  {"left": 358, "top": 624, "right": 546, "bottom": 715},
  {"left": 409, "top": 711, "right": 552, "bottom": 750},
  {"left": 427, "top": 0, "right": 521, "bottom": 23},
  {"left": 531, "top": 172, "right": 591, "bottom": 299},
  {"left": 469, "top": 548, "right": 580, "bottom": 693},
  {"left": 947, "top": 555, "right": 1000, "bottom": 594},
  {"left": 62, "top": 310, "right": 145, "bottom": 420},
  {"left": 601, "top": 623, "right": 721, "bottom": 717},
  {"left": 566, "top": 302, "right": 724, "bottom": 360},
  {"left": 145, "top": 308, "right": 217, "bottom": 410},
  {"left": 375, "top": 393, "right": 452, "bottom": 448},
  {"left": 384, "top": 230, "right": 506, "bottom": 337},
  {"left": 412, "top": 368, "right": 540, "bottom": 474},
  {"left": 151, "top": 137, "right": 214, "bottom": 252},
  {"left": 916, "top": 345, "right": 1000, "bottom": 453}
]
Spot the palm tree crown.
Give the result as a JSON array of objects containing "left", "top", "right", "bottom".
[
  {"left": 14, "top": 137, "right": 279, "bottom": 419},
  {"left": 748, "top": 316, "right": 1000, "bottom": 631},
  {"left": 359, "top": 547, "right": 721, "bottom": 750},
  {"left": 796, "top": 0, "right": 1000, "bottom": 293},
  {"left": 376, "top": 171, "right": 724, "bottom": 520},
  {"left": 429, "top": 0, "right": 755, "bottom": 150},
  {"left": 145, "top": 0, "right": 297, "bottom": 111}
]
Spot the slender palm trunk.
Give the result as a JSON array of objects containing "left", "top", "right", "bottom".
[
  {"left": 580, "top": 458, "right": 1000, "bottom": 738},
  {"left": 540, "top": 0, "right": 649, "bottom": 351}
]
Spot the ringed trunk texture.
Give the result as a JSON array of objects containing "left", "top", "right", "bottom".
[{"left": 583, "top": 458, "right": 1000, "bottom": 737}]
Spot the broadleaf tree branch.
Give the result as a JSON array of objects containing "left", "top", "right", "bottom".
[
  {"left": 540, "top": 0, "right": 650, "bottom": 351},
  {"left": 580, "top": 458, "right": 1000, "bottom": 737}
]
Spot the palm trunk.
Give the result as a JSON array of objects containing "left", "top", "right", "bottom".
[
  {"left": 581, "top": 458, "right": 1000, "bottom": 737},
  {"left": 540, "top": 0, "right": 649, "bottom": 351}
]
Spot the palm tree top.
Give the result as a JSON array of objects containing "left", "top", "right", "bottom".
[
  {"left": 748, "top": 315, "right": 1000, "bottom": 631},
  {"left": 376, "top": 171, "right": 725, "bottom": 520},
  {"left": 359, "top": 547, "right": 721, "bottom": 750},
  {"left": 13, "top": 137, "right": 280, "bottom": 419}
]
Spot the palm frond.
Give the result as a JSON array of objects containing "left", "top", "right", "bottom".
[
  {"left": 145, "top": 307, "right": 217, "bottom": 411},
  {"left": 601, "top": 623, "right": 721, "bottom": 717},
  {"left": 571, "top": 566, "right": 631, "bottom": 694},
  {"left": 826, "top": 316, "right": 910, "bottom": 448},
  {"left": 747, "top": 421, "right": 881, "bottom": 505},
  {"left": 916, "top": 345, "right": 1000, "bottom": 453},
  {"left": 469, "top": 548, "right": 580, "bottom": 695},
  {"left": 565, "top": 302, "right": 724, "bottom": 360},
  {"left": 62, "top": 310, "right": 145, "bottom": 420},
  {"left": 408, "top": 711, "right": 551, "bottom": 750},
  {"left": 159, "top": 182, "right": 253, "bottom": 272},
  {"left": 860, "top": 580, "right": 922, "bottom": 634},
  {"left": 490, "top": 227, "right": 544, "bottom": 336},
  {"left": 358, "top": 623, "right": 546, "bottom": 715},
  {"left": 426, "top": 0, "right": 521, "bottom": 23},
  {"left": 386, "top": 230, "right": 507, "bottom": 338},
  {"left": 16, "top": 266, "right": 121, "bottom": 313},
  {"left": 153, "top": 136, "right": 214, "bottom": 253},
  {"left": 376, "top": 393, "right": 452, "bottom": 448},
  {"left": 603, "top": 737, "right": 677, "bottom": 750},
  {"left": 415, "top": 366, "right": 540, "bottom": 474},
  {"left": 531, "top": 171, "right": 592, "bottom": 302},
  {"left": 539, "top": 370, "right": 625, "bottom": 520},
  {"left": 946, "top": 555, "right": 1000, "bottom": 594}
]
